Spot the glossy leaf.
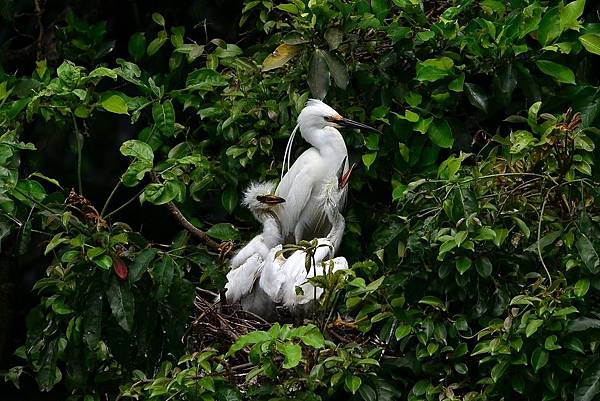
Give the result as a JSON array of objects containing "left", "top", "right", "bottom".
[
  {"left": 105, "top": 276, "right": 135, "bottom": 332},
  {"left": 536, "top": 60, "right": 576, "bottom": 84}
]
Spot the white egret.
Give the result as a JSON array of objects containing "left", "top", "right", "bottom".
[
  {"left": 260, "top": 159, "right": 354, "bottom": 310},
  {"left": 276, "top": 99, "right": 379, "bottom": 244},
  {"left": 224, "top": 181, "right": 285, "bottom": 312}
]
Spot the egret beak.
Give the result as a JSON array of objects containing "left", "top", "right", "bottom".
[
  {"left": 256, "top": 194, "right": 286, "bottom": 205},
  {"left": 337, "top": 157, "right": 355, "bottom": 189},
  {"left": 336, "top": 117, "right": 381, "bottom": 133}
]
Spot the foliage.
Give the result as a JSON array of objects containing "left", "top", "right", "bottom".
[{"left": 1, "top": 0, "right": 600, "bottom": 400}]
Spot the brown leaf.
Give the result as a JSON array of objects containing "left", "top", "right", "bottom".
[{"left": 262, "top": 44, "right": 302, "bottom": 72}]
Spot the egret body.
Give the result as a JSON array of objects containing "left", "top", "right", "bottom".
[{"left": 276, "top": 99, "right": 378, "bottom": 244}]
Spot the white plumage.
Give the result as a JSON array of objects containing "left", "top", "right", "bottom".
[
  {"left": 260, "top": 167, "right": 351, "bottom": 310},
  {"left": 224, "top": 181, "right": 283, "bottom": 306}
]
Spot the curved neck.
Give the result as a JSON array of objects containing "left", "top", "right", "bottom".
[
  {"left": 300, "top": 126, "right": 346, "bottom": 155},
  {"left": 325, "top": 207, "right": 345, "bottom": 251},
  {"left": 260, "top": 210, "right": 282, "bottom": 248}
]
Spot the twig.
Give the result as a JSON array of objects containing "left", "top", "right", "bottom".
[
  {"left": 72, "top": 114, "right": 83, "bottom": 196},
  {"left": 103, "top": 188, "right": 145, "bottom": 219},
  {"left": 149, "top": 172, "right": 222, "bottom": 252},
  {"left": 537, "top": 185, "right": 556, "bottom": 284},
  {"left": 34, "top": 0, "right": 45, "bottom": 59},
  {"left": 100, "top": 180, "right": 122, "bottom": 218}
]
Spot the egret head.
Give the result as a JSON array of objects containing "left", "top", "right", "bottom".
[
  {"left": 297, "top": 99, "right": 381, "bottom": 136},
  {"left": 242, "top": 181, "right": 285, "bottom": 220}
]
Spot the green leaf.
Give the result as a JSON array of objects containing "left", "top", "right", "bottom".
[
  {"left": 262, "top": 44, "right": 301, "bottom": 72},
  {"left": 36, "top": 339, "right": 61, "bottom": 391},
  {"left": 455, "top": 256, "right": 472, "bottom": 275},
  {"left": 278, "top": 342, "right": 302, "bottom": 368},
  {"left": 464, "top": 83, "right": 488, "bottom": 113},
  {"left": 415, "top": 57, "right": 454, "bottom": 82},
  {"left": 575, "top": 359, "right": 600, "bottom": 401},
  {"left": 345, "top": 375, "right": 362, "bottom": 394},
  {"left": 428, "top": 119, "right": 453, "bottom": 148},
  {"left": 579, "top": 33, "right": 600, "bottom": 55},
  {"left": 152, "top": 100, "right": 175, "bottom": 136},
  {"left": 227, "top": 330, "right": 270, "bottom": 356},
  {"left": 101, "top": 95, "right": 129, "bottom": 115},
  {"left": 154, "top": 256, "right": 175, "bottom": 299},
  {"left": 324, "top": 27, "right": 343, "bottom": 50},
  {"left": 147, "top": 34, "right": 167, "bottom": 56},
  {"left": 568, "top": 318, "right": 600, "bottom": 332},
  {"left": 128, "top": 32, "right": 146, "bottom": 61},
  {"left": 535, "top": 60, "right": 576, "bottom": 84},
  {"left": 206, "top": 223, "right": 239, "bottom": 241},
  {"left": 105, "top": 275, "right": 135, "bottom": 332},
  {"left": 559, "top": 0, "right": 585, "bottom": 31},
  {"left": 152, "top": 12, "right": 165, "bottom": 27},
  {"left": 128, "top": 248, "right": 157, "bottom": 283},
  {"left": 419, "top": 296, "right": 446, "bottom": 310},
  {"left": 120, "top": 140, "right": 154, "bottom": 162},
  {"left": 538, "top": 8, "right": 562, "bottom": 46},
  {"left": 395, "top": 325, "right": 411, "bottom": 340},
  {"left": 298, "top": 325, "right": 325, "bottom": 348},
  {"left": 88, "top": 67, "right": 117, "bottom": 80},
  {"left": 576, "top": 234, "right": 600, "bottom": 273},
  {"left": 44, "top": 233, "right": 66, "bottom": 255},
  {"left": 358, "top": 385, "right": 377, "bottom": 401},
  {"left": 222, "top": 187, "right": 238, "bottom": 214},
  {"left": 575, "top": 278, "right": 590, "bottom": 297},
  {"left": 448, "top": 74, "right": 465, "bottom": 92},
  {"left": 94, "top": 255, "right": 113, "bottom": 270},
  {"left": 531, "top": 347, "right": 549, "bottom": 372},
  {"left": 362, "top": 152, "right": 377, "bottom": 169},
  {"left": 308, "top": 49, "right": 330, "bottom": 100},
  {"left": 526, "top": 319, "right": 544, "bottom": 337},
  {"left": 475, "top": 256, "right": 492, "bottom": 277},
  {"left": 323, "top": 51, "right": 349, "bottom": 90},
  {"left": 83, "top": 284, "right": 103, "bottom": 348}
]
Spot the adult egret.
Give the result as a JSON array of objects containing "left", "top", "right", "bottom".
[
  {"left": 224, "top": 181, "right": 285, "bottom": 313},
  {"left": 276, "top": 99, "right": 379, "bottom": 244},
  {"left": 260, "top": 158, "right": 354, "bottom": 310}
]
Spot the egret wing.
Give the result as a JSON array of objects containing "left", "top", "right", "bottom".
[
  {"left": 229, "top": 235, "right": 269, "bottom": 270},
  {"left": 224, "top": 253, "right": 263, "bottom": 303},
  {"left": 276, "top": 148, "right": 321, "bottom": 241}
]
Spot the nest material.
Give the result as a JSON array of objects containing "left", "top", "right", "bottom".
[{"left": 186, "top": 291, "right": 270, "bottom": 355}]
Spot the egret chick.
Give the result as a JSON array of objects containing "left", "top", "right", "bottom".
[{"left": 224, "top": 181, "right": 284, "bottom": 307}]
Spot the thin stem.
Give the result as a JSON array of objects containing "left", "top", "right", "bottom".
[
  {"left": 72, "top": 113, "right": 83, "bottom": 195},
  {"left": 100, "top": 180, "right": 122, "bottom": 218},
  {"left": 537, "top": 184, "right": 557, "bottom": 285},
  {"left": 103, "top": 188, "right": 145, "bottom": 219}
]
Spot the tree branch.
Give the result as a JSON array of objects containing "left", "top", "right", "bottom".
[{"left": 149, "top": 172, "right": 222, "bottom": 252}]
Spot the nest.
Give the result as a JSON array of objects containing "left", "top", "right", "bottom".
[{"left": 186, "top": 290, "right": 270, "bottom": 356}]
